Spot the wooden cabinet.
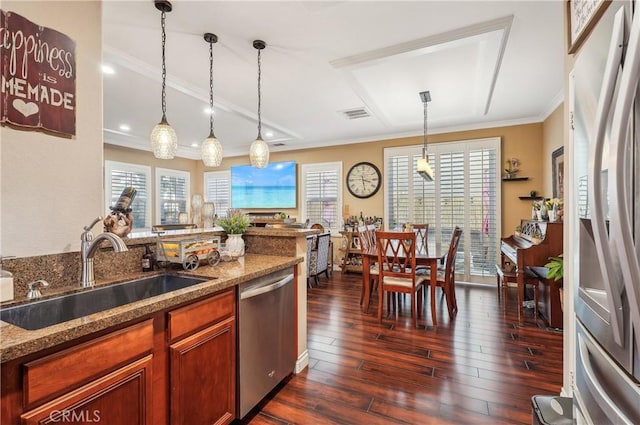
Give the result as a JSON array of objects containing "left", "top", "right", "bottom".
[
  {"left": 168, "top": 290, "right": 236, "bottom": 425},
  {"left": 14, "top": 320, "right": 154, "bottom": 424},
  {"left": 1, "top": 288, "right": 238, "bottom": 425},
  {"left": 22, "top": 355, "right": 153, "bottom": 425},
  {"left": 339, "top": 231, "right": 362, "bottom": 273}
]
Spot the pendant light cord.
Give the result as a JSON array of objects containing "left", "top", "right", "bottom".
[
  {"left": 257, "top": 48, "right": 262, "bottom": 138},
  {"left": 423, "top": 99, "right": 428, "bottom": 156},
  {"left": 160, "top": 9, "right": 167, "bottom": 119},
  {"left": 209, "top": 40, "right": 214, "bottom": 136}
]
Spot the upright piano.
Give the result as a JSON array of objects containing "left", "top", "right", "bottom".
[{"left": 500, "top": 220, "right": 563, "bottom": 327}]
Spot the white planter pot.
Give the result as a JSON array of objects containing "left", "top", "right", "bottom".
[{"left": 226, "top": 234, "right": 245, "bottom": 257}]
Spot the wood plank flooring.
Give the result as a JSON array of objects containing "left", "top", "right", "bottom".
[{"left": 242, "top": 271, "right": 563, "bottom": 424}]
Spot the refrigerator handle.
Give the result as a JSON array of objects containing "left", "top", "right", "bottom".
[
  {"left": 588, "top": 7, "right": 626, "bottom": 345},
  {"left": 577, "top": 333, "right": 634, "bottom": 424},
  {"left": 610, "top": 1, "right": 640, "bottom": 355}
]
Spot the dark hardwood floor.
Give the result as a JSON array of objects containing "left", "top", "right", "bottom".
[{"left": 244, "top": 271, "right": 563, "bottom": 424}]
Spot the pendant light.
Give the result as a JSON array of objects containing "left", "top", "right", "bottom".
[
  {"left": 417, "top": 90, "right": 434, "bottom": 182},
  {"left": 150, "top": 0, "right": 178, "bottom": 159},
  {"left": 201, "top": 32, "right": 223, "bottom": 167},
  {"left": 249, "top": 40, "right": 269, "bottom": 168}
]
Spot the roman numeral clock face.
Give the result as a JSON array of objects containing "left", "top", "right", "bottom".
[{"left": 346, "top": 162, "right": 382, "bottom": 198}]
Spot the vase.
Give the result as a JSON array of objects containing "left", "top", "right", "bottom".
[{"left": 226, "top": 234, "right": 245, "bottom": 258}]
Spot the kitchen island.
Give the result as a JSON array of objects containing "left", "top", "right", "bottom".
[{"left": 1, "top": 226, "right": 316, "bottom": 424}]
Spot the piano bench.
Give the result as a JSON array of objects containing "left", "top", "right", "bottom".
[{"left": 496, "top": 264, "right": 539, "bottom": 324}]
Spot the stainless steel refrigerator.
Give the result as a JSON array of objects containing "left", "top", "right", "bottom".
[{"left": 572, "top": 0, "right": 640, "bottom": 423}]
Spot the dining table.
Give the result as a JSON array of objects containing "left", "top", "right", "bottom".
[{"left": 360, "top": 245, "right": 448, "bottom": 327}]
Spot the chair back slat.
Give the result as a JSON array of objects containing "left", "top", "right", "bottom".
[{"left": 375, "top": 231, "right": 417, "bottom": 280}]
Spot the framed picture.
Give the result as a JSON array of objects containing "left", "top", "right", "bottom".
[
  {"left": 552, "top": 146, "right": 565, "bottom": 199},
  {"left": 567, "top": 0, "right": 611, "bottom": 54}
]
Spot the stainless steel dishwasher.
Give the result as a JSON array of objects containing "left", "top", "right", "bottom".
[{"left": 238, "top": 267, "right": 295, "bottom": 418}]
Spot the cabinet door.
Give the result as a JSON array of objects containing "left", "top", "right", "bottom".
[
  {"left": 170, "top": 316, "right": 236, "bottom": 425},
  {"left": 21, "top": 355, "right": 153, "bottom": 425}
]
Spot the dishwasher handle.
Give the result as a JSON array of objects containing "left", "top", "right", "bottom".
[{"left": 240, "top": 274, "right": 294, "bottom": 300}]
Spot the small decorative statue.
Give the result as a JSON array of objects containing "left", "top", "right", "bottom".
[
  {"left": 104, "top": 212, "right": 133, "bottom": 237},
  {"left": 104, "top": 186, "right": 136, "bottom": 237}
]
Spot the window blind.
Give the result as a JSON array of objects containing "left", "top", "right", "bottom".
[
  {"left": 301, "top": 162, "right": 342, "bottom": 232},
  {"left": 204, "top": 171, "right": 231, "bottom": 218},
  {"left": 104, "top": 161, "right": 151, "bottom": 230}
]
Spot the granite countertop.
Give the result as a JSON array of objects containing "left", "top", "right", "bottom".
[{"left": 0, "top": 254, "right": 302, "bottom": 363}]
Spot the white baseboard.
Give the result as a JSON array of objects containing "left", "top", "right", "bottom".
[{"left": 294, "top": 350, "right": 309, "bottom": 374}]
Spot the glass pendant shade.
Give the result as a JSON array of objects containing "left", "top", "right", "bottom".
[
  {"left": 250, "top": 136, "right": 269, "bottom": 168},
  {"left": 150, "top": 116, "right": 178, "bottom": 159},
  {"left": 202, "top": 133, "right": 223, "bottom": 167}
]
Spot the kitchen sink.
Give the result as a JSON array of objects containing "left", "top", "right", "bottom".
[{"left": 0, "top": 274, "right": 211, "bottom": 330}]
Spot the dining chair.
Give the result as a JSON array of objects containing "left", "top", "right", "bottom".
[
  {"left": 403, "top": 223, "right": 429, "bottom": 256},
  {"left": 375, "top": 231, "right": 428, "bottom": 328},
  {"left": 307, "top": 233, "right": 331, "bottom": 288},
  {"left": 358, "top": 225, "right": 378, "bottom": 306},
  {"left": 432, "top": 226, "right": 463, "bottom": 318}
]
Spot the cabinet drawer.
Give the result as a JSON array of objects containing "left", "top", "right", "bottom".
[
  {"left": 168, "top": 288, "right": 235, "bottom": 341},
  {"left": 24, "top": 319, "right": 153, "bottom": 408}
]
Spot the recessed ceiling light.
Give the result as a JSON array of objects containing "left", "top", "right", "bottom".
[
  {"left": 265, "top": 131, "right": 274, "bottom": 138},
  {"left": 102, "top": 64, "right": 115, "bottom": 75},
  {"left": 191, "top": 142, "right": 199, "bottom": 148},
  {"left": 119, "top": 124, "right": 130, "bottom": 131}
]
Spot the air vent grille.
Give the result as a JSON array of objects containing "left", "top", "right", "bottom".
[{"left": 341, "top": 108, "right": 370, "bottom": 120}]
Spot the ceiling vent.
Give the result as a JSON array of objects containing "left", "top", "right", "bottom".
[{"left": 340, "top": 107, "right": 370, "bottom": 120}]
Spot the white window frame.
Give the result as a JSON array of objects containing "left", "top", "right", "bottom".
[
  {"left": 204, "top": 170, "right": 231, "bottom": 218},
  {"left": 384, "top": 137, "right": 501, "bottom": 283},
  {"left": 104, "top": 160, "right": 152, "bottom": 231},
  {"left": 155, "top": 167, "right": 191, "bottom": 225},
  {"left": 301, "top": 161, "right": 343, "bottom": 235}
]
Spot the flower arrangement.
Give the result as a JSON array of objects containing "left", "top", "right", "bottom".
[
  {"left": 504, "top": 158, "right": 520, "bottom": 178},
  {"left": 544, "top": 198, "right": 563, "bottom": 210},
  {"left": 215, "top": 209, "right": 251, "bottom": 234}
]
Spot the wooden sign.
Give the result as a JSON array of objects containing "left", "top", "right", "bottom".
[{"left": 0, "top": 10, "right": 76, "bottom": 137}]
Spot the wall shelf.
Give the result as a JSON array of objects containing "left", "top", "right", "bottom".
[
  {"left": 519, "top": 196, "right": 545, "bottom": 200},
  {"left": 502, "top": 177, "right": 529, "bottom": 181}
]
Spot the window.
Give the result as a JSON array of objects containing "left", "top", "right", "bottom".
[
  {"left": 156, "top": 168, "right": 190, "bottom": 225},
  {"left": 301, "top": 162, "right": 342, "bottom": 234},
  {"left": 104, "top": 161, "right": 151, "bottom": 230},
  {"left": 384, "top": 137, "right": 501, "bottom": 283},
  {"left": 204, "top": 171, "right": 231, "bottom": 218}
]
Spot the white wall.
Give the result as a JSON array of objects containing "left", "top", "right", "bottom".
[{"left": 1, "top": 1, "right": 102, "bottom": 258}]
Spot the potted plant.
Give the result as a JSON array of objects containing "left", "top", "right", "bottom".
[
  {"left": 545, "top": 254, "right": 563, "bottom": 281},
  {"left": 545, "top": 254, "right": 564, "bottom": 312},
  {"left": 504, "top": 157, "right": 520, "bottom": 179},
  {"left": 216, "top": 209, "right": 251, "bottom": 257}
]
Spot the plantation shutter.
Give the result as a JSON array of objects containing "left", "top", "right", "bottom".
[
  {"left": 156, "top": 168, "right": 190, "bottom": 225},
  {"left": 301, "top": 162, "right": 342, "bottom": 233},
  {"left": 204, "top": 171, "right": 231, "bottom": 218},
  {"left": 104, "top": 161, "right": 151, "bottom": 230}
]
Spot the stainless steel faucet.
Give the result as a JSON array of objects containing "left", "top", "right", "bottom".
[{"left": 81, "top": 217, "right": 129, "bottom": 287}]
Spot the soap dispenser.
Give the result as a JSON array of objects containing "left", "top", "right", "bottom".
[{"left": 0, "top": 266, "right": 14, "bottom": 302}]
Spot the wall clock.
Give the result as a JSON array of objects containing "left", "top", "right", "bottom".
[{"left": 346, "top": 162, "right": 381, "bottom": 198}]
